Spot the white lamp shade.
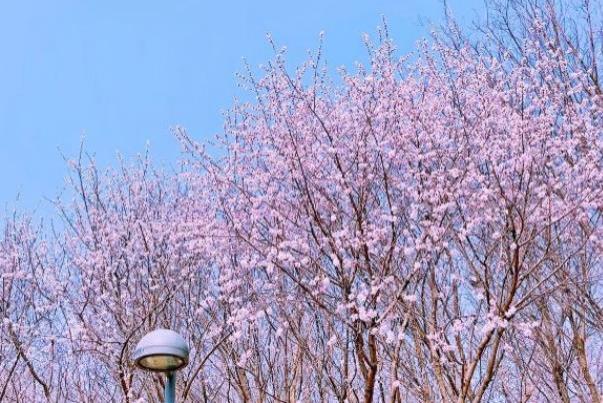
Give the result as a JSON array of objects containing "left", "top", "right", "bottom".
[{"left": 132, "top": 329, "right": 189, "bottom": 372}]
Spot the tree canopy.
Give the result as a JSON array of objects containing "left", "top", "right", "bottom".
[{"left": 1, "top": 1, "right": 602, "bottom": 401}]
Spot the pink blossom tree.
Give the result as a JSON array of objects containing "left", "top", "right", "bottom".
[
  {"left": 54, "top": 151, "right": 244, "bottom": 402},
  {"left": 0, "top": 214, "right": 63, "bottom": 401},
  {"left": 178, "top": 17, "right": 602, "bottom": 402}
]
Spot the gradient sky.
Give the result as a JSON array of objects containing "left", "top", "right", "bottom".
[{"left": 0, "top": 0, "right": 484, "bottom": 215}]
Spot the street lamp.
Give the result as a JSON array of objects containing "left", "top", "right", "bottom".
[{"left": 132, "top": 329, "right": 189, "bottom": 403}]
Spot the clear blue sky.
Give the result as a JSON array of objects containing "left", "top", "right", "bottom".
[{"left": 0, "top": 0, "right": 484, "bottom": 215}]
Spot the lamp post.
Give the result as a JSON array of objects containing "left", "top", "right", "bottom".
[{"left": 132, "top": 329, "right": 189, "bottom": 403}]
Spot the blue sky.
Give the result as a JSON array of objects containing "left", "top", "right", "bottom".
[{"left": 0, "top": 0, "right": 484, "bottom": 215}]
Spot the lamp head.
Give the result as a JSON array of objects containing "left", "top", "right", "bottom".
[{"left": 132, "top": 329, "right": 189, "bottom": 372}]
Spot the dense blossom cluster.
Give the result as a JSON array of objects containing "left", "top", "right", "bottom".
[{"left": 1, "top": 2, "right": 602, "bottom": 402}]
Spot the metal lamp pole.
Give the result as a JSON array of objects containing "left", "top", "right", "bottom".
[{"left": 165, "top": 372, "right": 176, "bottom": 403}]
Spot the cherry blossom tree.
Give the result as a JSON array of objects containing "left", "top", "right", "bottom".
[
  {"left": 177, "top": 16, "right": 602, "bottom": 402},
  {"left": 0, "top": 213, "right": 63, "bottom": 401},
  {"left": 54, "top": 151, "right": 238, "bottom": 402}
]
